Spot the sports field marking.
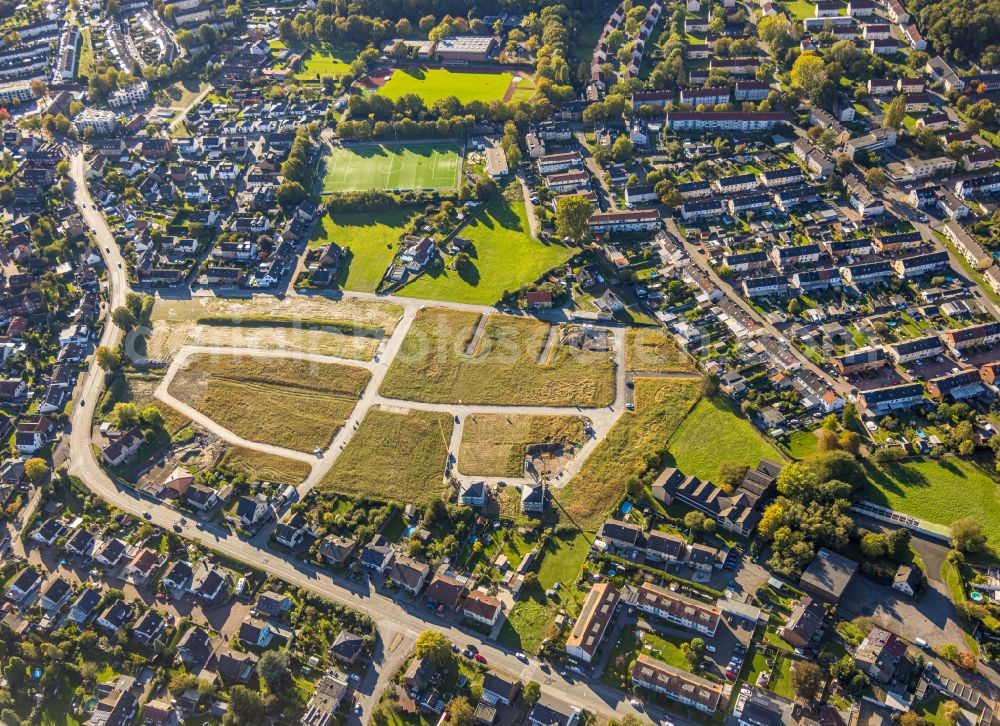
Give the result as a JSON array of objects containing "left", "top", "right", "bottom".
[{"left": 321, "top": 142, "right": 463, "bottom": 193}]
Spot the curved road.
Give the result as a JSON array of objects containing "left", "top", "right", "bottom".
[{"left": 62, "top": 152, "right": 679, "bottom": 723}]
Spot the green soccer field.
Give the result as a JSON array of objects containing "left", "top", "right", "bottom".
[
  {"left": 377, "top": 68, "right": 516, "bottom": 104},
  {"left": 321, "top": 142, "right": 463, "bottom": 193}
]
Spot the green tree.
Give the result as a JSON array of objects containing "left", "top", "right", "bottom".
[
  {"left": 555, "top": 195, "right": 594, "bottom": 242},
  {"left": 415, "top": 631, "right": 453, "bottom": 669},
  {"left": 683, "top": 637, "right": 705, "bottom": 667},
  {"left": 95, "top": 346, "right": 122, "bottom": 371},
  {"left": 842, "top": 403, "right": 860, "bottom": 431},
  {"left": 4, "top": 656, "right": 26, "bottom": 691},
  {"left": 611, "top": 135, "right": 634, "bottom": 162},
  {"left": 523, "top": 681, "right": 541, "bottom": 705},
  {"left": 950, "top": 517, "right": 986, "bottom": 552},
  {"left": 140, "top": 406, "right": 164, "bottom": 429},
  {"left": 864, "top": 167, "right": 888, "bottom": 193},
  {"left": 226, "top": 685, "right": 267, "bottom": 725},
  {"left": 276, "top": 180, "right": 307, "bottom": 209},
  {"left": 718, "top": 462, "right": 749, "bottom": 489},
  {"left": 791, "top": 53, "right": 828, "bottom": 99},
  {"left": 111, "top": 306, "right": 136, "bottom": 331},
  {"left": 258, "top": 650, "right": 290, "bottom": 691},
  {"left": 447, "top": 696, "right": 475, "bottom": 726},
  {"left": 24, "top": 458, "right": 49, "bottom": 483},
  {"left": 110, "top": 402, "right": 140, "bottom": 430},
  {"left": 883, "top": 94, "right": 906, "bottom": 129},
  {"left": 790, "top": 660, "right": 823, "bottom": 701}
]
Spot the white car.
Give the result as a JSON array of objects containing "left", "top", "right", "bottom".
[
  {"left": 516, "top": 652, "right": 527, "bottom": 661},
  {"left": 630, "top": 699, "right": 643, "bottom": 710}
]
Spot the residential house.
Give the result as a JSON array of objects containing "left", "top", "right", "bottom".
[
  {"left": 565, "top": 582, "right": 619, "bottom": 662},
  {"left": 625, "top": 583, "right": 720, "bottom": 636},
  {"left": 632, "top": 654, "right": 723, "bottom": 713},
  {"left": 329, "top": 630, "right": 365, "bottom": 666},
  {"left": 388, "top": 555, "right": 430, "bottom": 595},
  {"left": 238, "top": 618, "right": 274, "bottom": 648},
  {"left": 780, "top": 596, "right": 826, "bottom": 649},
  {"left": 892, "top": 564, "right": 922, "bottom": 597},
  {"left": 464, "top": 590, "right": 503, "bottom": 626}
]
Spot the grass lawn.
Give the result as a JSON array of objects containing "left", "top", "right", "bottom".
[
  {"left": 914, "top": 696, "right": 976, "bottom": 726},
  {"left": 625, "top": 327, "right": 696, "bottom": 372},
  {"left": 781, "top": 0, "right": 820, "bottom": 19},
  {"left": 458, "top": 414, "right": 587, "bottom": 477},
  {"left": 40, "top": 674, "right": 81, "bottom": 726},
  {"left": 220, "top": 446, "right": 312, "bottom": 485},
  {"left": 556, "top": 377, "right": 702, "bottom": 531},
  {"left": 666, "top": 396, "right": 784, "bottom": 483},
  {"left": 768, "top": 656, "right": 796, "bottom": 699},
  {"left": 510, "top": 75, "right": 537, "bottom": 102},
  {"left": 168, "top": 354, "right": 370, "bottom": 452},
  {"left": 155, "top": 78, "right": 208, "bottom": 108},
  {"left": 294, "top": 44, "right": 357, "bottom": 80},
  {"left": 309, "top": 208, "right": 418, "bottom": 292},
  {"left": 318, "top": 407, "right": 452, "bottom": 504},
  {"left": 378, "top": 68, "right": 514, "bottom": 104},
  {"left": 499, "top": 599, "right": 553, "bottom": 654},
  {"left": 77, "top": 27, "right": 94, "bottom": 79},
  {"left": 321, "top": 142, "right": 462, "bottom": 193},
  {"left": 380, "top": 308, "right": 615, "bottom": 407},
  {"left": 401, "top": 195, "right": 575, "bottom": 305},
  {"left": 786, "top": 428, "right": 819, "bottom": 459},
  {"left": 862, "top": 456, "right": 1000, "bottom": 547},
  {"left": 536, "top": 530, "right": 592, "bottom": 589}
]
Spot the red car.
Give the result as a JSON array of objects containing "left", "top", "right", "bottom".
[{"left": 474, "top": 654, "right": 487, "bottom": 663}]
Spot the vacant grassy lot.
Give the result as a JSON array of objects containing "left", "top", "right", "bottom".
[
  {"left": 499, "top": 530, "right": 590, "bottom": 653},
  {"left": 667, "top": 396, "right": 784, "bottom": 482},
  {"left": 402, "top": 196, "right": 575, "bottom": 305},
  {"left": 318, "top": 407, "right": 452, "bottom": 504},
  {"left": 378, "top": 68, "right": 514, "bottom": 104},
  {"left": 77, "top": 27, "right": 94, "bottom": 79},
  {"left": 148, "top": 296, "right": 402, "bottom": 362},
  {"left": 863, "top": 456, "right": 1000, "bottom": 547},
  {"left": 625, "top": 327, "right": 696, "bottom": 372},
  {"left": 380, "top": 308, "right": 615, "bottom": 407},
  {"left": 98, "top": 374, "right": 189, "bottom": 434},
  {"left": 556, "top": 377, "right": 702, "bottom": 531},
  {"left": 309, "top": 208, "right": 418, "bottom": 292},
  {"left": 458, "top": 414, "right": 587, "bottom": 477},
  {"left": 169, "top": 355, "right": 370, "bottom": 452},
  {"left": 220, "top": 446, "right": 312, "bottom": 485},
  {"left": 321, "top": 142, "right": 462, "bottom": 193}
]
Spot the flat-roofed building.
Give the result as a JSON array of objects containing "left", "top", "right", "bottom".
[
  {"left": 799, "top": 548, "right": 859, "bottom": 604},
  {"left": 433, "top": 36, "right": 495, "bottom": 62}
]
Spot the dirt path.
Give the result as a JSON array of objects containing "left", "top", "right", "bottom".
[
  {"left": 537, "top": 324, "right": 558, "bottom": 364},
  {"left": 464, "top": 313, "right": 488, "bottom": 355}
]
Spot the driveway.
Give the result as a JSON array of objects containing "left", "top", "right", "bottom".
[{"left": 839, "top": 575, "right": 965, "bottom": 650}]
